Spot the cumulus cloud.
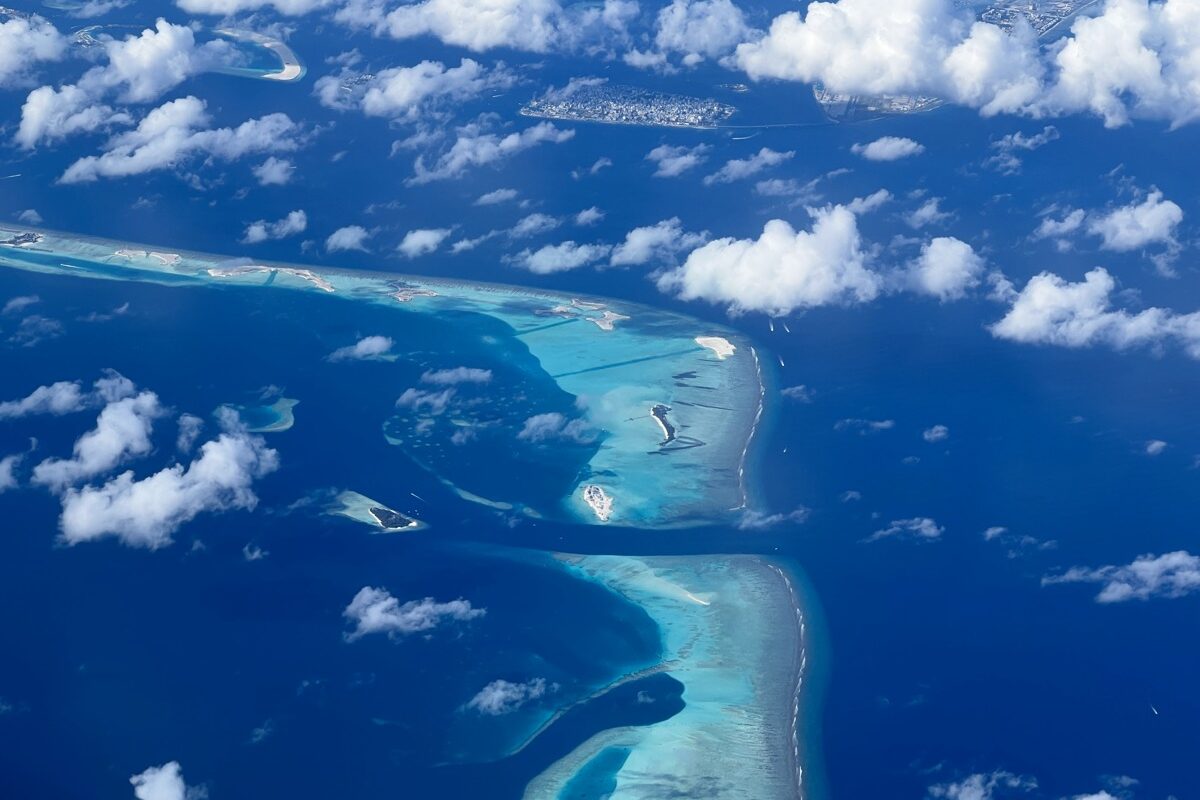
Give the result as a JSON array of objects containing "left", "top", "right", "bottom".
[
  {"left": 517, "top": 412, "right": 595, "bottom": 443},
  {"left": 467, "top": 677, "right": 548, "bottom": 715},
  {"left": 650, "top": 0, "right": 754, "bottom": 66},
  {"left": 1145, "top": 439, "right": 1167, "bottom": 455},
  {"left": 737, "top": 506, "right": 810, "bottom": 529},
  {"left": 928, "top": 770, "right": 1037, "bottom": 800},
  {"left": 343, "top": 586, "right": 485, "bottom": 640},
  {"left": 315, "top": 58, "right": 512, "bottom": 122},
  {"left": 328, "top": 335, "right": 394, "bottom": 362},
  {"left": 909, "top": 237, "right": 984, "bottom": 301},
  {"left": 396, "top": 387, "right": 455, "bottom": 415},
  {"left": 835, "top": 417, "right": 894, "bottom": 434},
  {"left": 421, "top": 367, "right": 492, "bottom": 385},
  {"left": 985, "top": 125, "right": 1059, "bottom": 173},
  {"left": 923, "top": 424, "right": 950, "bottom": 442},
  {"left": 176, "top": 413, "right": 203, "bottom": 453},
  {"left": 336, "top": 0, "right": 564, "bottom": 53},
  {"left": 253, "top": 156, "right": 295, "bottom": 186},
  {"left": 781, "top": 385, "right": 813, "bottom": 402},
  {"left": 32, "top": 390, "right": 164, "bottom": 492},
  {"left": 0, "top": 15, "right": 66, "bottom": 89},
  {"left": 0, "top": 454, "right": 20, "bottom": 493},
  {"left": 645, "top": 143, "right": 710, "bottom": 177},
  {"left": 868, "top": 516, "right": 944, "bottom": 542},
  {"left": 703, "top": 147, "right": 794, "bottom": 185},
  {"left": 326, "top": 225, "right": 372, "bottom": 252},
  {"left": 130, "top": 761, "right": 202, "bottom": 800},
  {"left": 989, "top": 267, "right": 1200, "bottom": 357},
  {"left": 509, "top": 213, "right": 560, "bottom": 239},
  {"left": 610, "top": 218, "right": 708, "bottom": 266},
  {"left": 1086, "top": 189, "right": 1182, "bottom": 252},
  {"left": 17, "top": 19, "right": 243, "bottom": 149},
  {"left": 734, "top": 0, "right": 1200, "bottom": 128},
  {"left": 59, "top": 96, "right": 303, "bottom": 184},
  {"left": 1043, "top": 550, "right": 1200, "bottom": 602},
  {"left": 410, "top": 121, "right": 573, "bottom": 184},
  {"left": 1032, "top": 208, "right": 1086, "bottom": 242},
  {"left": 398, "top": 228, "right": 453, "bottom": 258},
  {"left": 851, "top": 136, "right": 925, "bottom": 161},
  {"left": 3, "top": 295, "right": 40, "bottom": 315},
  {"left": 476, "top": 187, "right": 519, "bottom": 205},
  {"left": 656, "top": 204, "right": 881, "bottom": 316},
  {"left": 575, "top": 207, "right": 604, "bottom": 226},
  {"left": 242, "top": 210, "right": 307, "bottom": 244},
  {"left": 906, "top": 197, "right": 953, "bottom": 229},
  {"left": 509, "top": 241, "right": 611, "bottom": 273},
  {"left": 178, "top": 0, "right": 335, "bottom": 14},
  {"left": 58, "top": 428, "right": 279, "bottom": 549}
]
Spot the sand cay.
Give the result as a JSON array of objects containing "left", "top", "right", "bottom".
[{"left": 525, "top": 554, "right": 808, "bottom": 800}]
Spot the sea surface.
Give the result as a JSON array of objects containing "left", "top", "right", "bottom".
[{"left": 2, "top": 1, "right": 1200, "bottom": 798}]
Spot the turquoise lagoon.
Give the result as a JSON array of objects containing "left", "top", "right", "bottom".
[{"left": 0, "top": 225, "right": 764, "bottom": 529}]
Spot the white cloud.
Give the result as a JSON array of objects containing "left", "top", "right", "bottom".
[
  {"left": 835, "top": 418, "right": 894, "bottom": 434},
  {"left": 16, "top": 209, "right": 44, "bottom": 225},
  {"left": 177, "top": 0, "right": 334, "bottom": 14},
  {"left": 923, "top": 424, "right": 949, "bottom": 442},
  {"left": 467, "top": 677, "right": 548, "bottom": 714},
  {"left": 652, "top": 0, "right": 753, "bottom": 65},
  {"left": 326, "top": 225, "right": 372, "bottom": 252},
  {"left": 0, "top": 15, "right": 66, "bottom": 89},
  {"left": 58, "top": 428, "right": 279, "bottom": 549},
  {"left": 336, "top": 0, "right": 564, "bottom": 53},
  {"left": 398, "top": 228, "right": 453, "bottom": 258},
  {"left": 734, "top": 0, "right": 1200, "bottom": 128},
  {"left": 575, "top": 206, "right": 604, "bottom": 226},
  {"left": 645, "top": 143, "right": 710, "bottom": 177},
  {"left": 851, "top": 136, "right": 925, "bottom": 162},
  {"left": 17, "top": 19, "right": 243, "bottom": 149},
  {"left": 869, "top": 516, "right": 944, "bottom": 542},
  {"left": 509, "top": 241, "right": 612, "bottom": 274},
  {"left": 421, "top": 367, "right": 493, "bottom": 385},
  {"left": 253, "top": 156, "right": 295, "bottom": 186},
  {"left": 703, "top": 147, "right": 794, "bottom": 185},
  {"left": 32, "top": 390, "right": 163, "bottom": 492},
  {"left": 845, "top": 189, "right": 892, "bottom": 214},
  {"left": 130, "top": 762, "right": 202, "bottom": 800},
  {"left": 1086, "top": 189, "right": 1182, "bottom": 252},
  {"left": 509, "top": 213, "right": 560, "bottom": 239},
  {"left": 329, "top": 335, "right": 394, "bottom": 362},
  {"left": 59, "top": 96, "right": 303, "bottom": 184},
  {"left": 929, "top": 771, "right": 1037, "bottom": 800},
  {"left": 985, "top": 125, "right": 1059, "bottom": 173},
  {"left": 476, "top": 187, "right": 519, "bottom": 205},
  {"left": 1145, "top": 439, "right": 1167, "bottom": 455},
  {"left": 316, "top": 58, "right": 511, "bottom": 122},
  {"left": 1032, "top": 208, "right": 1086, "bottom": 241},
  {"left": 517, "top": 412, "right": 595, "bottom": 443},
  {"left": 737, "top": 506, "right": 810, "bottom": 529},
  {"left": 176, "top": 413, "right": 203, "bottom": 452},
  {"left": 905, "top": 197, "right": 952, "bottom": 229},
  {"left": 0, "top": 454, "right": 20, "bottom": 493},
  {"left": 781, "top": 385, "right": 813, "bottom": 402},
  {"left": 989, "top": 267, "right": 1200, "bottom": 357},
  {"left": 344, "top": 587, "right": 485, "bottom": 640},
  {"left": 909, "top": 236, "right": 984, "bottom": 301},
  {"left": 410, "top": 121, "right": 573, "bottom": 184},
  {"left": 1043, "top": 550, "right": 1200, "bottom": 603},
  {"left": 610, "top": 218, "right": 708, "bottom": 266},
  {"left": 656, "top": 204, "right": 881, "bottom": 316},
  {"left": 242, "top": 210, "right": 307, "bottom": 244},
  {"left": 396, "top": 387, "right": 455, "bottom": 414},
  {"left": 2, "top": 295, "right": 40, "bottom": 315}
]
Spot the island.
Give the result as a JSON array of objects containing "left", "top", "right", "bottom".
[{"left": 522, "top": 81, "right": 736, "bottom": 129}]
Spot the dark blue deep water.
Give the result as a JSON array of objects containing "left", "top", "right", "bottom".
[{"left": 2, "top": 1, "right": 1200, "bottom": 798}]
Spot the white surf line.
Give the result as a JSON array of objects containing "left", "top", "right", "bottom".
[
  {"left": 735, "top": 345, "right": 767, "bottom": 510},
  {"left": 772, "top": 563, "right": 808, "bottom": 800}
]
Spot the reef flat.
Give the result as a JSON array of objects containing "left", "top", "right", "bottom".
[
  {"left": 524, "top": 554, "right": 808, "bottom": 800},
  {"left": 0, "top": 225, "right": 763, "bottom": 528}
]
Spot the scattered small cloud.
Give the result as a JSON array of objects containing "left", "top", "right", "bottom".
[
  {"left": 328, "top": 335, "right": 394, "bottom": 362},
  {"left": 467, "top": 677, "right": 549, "bottom": 715},
  {"left": 343, "top": 586, "right": 484, "bottom": 640},
  {"left": 1043, "top": 551, "right": 1200, "bottom": 603},
  {"left": 852, "top": 136, "right": 925, "bottom": 162},
  {"left": 868, "top": 517, "right": 943, "bottom": 542}
]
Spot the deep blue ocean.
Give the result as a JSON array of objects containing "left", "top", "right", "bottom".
[{"left": 2, "top": 1, "right": 1200, "bottom": 798}]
